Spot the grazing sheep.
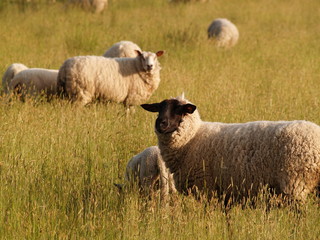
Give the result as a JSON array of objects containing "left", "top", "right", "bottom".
[
  {"left": 2, "top": 63, "right": 28, "bottom": 94},
  {"left": 208, "top": 18, "right": 239, "bottom": 48},
  {"left": 68, "top": 0, "right": 108, "bottom": 13},
  {"left": 169, "top": 0, "right": 207, "bottom": 3},
  {"left": 141, "top": 96, "right": 320, "bottom": 204},
  {"left": 103, "top": 41, "right": 142, "bottom": 58},
  {"left": 124, "top": 146, "right": 176, "bottom": 197},
  {"left": 57, "top": 50, "right": 164, "bottom": 108},
  {"left": 9, "top": 68, "right": 58, "bottom": 99}
]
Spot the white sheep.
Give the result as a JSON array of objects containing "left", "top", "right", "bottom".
[
  {"left": 207, "top": 18, "right": 239, "bottom": 48},
  {"left": 67, "top": 0, "right": 108, "bottom": 13},
  {"left": 2, "top": 63, "right": 28, "bottom": 94},
  {"left": 141, "top": 96, "right": 320, "bottom": 204},
  {"left": 57, "top": 50, "right": 164, "bottom": 107},
  {"left": 169, "top": 0, "right": 208, "bottom": 3},
  {"left": 124, "top": 146, "right": 176, "bottom": 197},
  {"left": 9, "top": 68, "right": 58, "bottom": 99},
  {"left": 103, "top": 41, "right": 142, "bottom": 58}
]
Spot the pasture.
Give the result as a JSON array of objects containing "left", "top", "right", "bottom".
[{"left": 0, "top": 0, "right": 320, "bottom": 239}]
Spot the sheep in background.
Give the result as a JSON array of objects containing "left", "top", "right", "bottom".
[
  {"left": 169, "top": 0, "right": 208, "bottom": 3},
  {"left": 2, "top": 63, "right": 28, "bottom": 94},
  {"left": 141, "top": 95, "right": 320, "bottom": 205},
  {"left": 57, "top": 50, "right": 164, "bottom": 108},
  {"left": 67, "top": 0, "right": 108, "bottom": 13},
  {"left": 208, "top": 18, "right": 239, "bottom": 48},
  {"left": 103, "top": 41, "right": 142, "bottom": 58},
  {"left": 124, "top": 146, "right": 176, "bottom": 197},
  {"left": 9, "top": 68, "right": 58, "bottom": 99}
]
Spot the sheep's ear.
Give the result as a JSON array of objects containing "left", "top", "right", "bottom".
[
  {"left": 141, "top": 103, "right": 160, "bottom": 112},
  {"left": 156, "top": 51, "right": 164, "bottom": 57},
  {"left": 182, "top": 104, "right": 196, "bottom": 114},
  {"left": 135, "top": 50, "right": 143, "bottom": 57}
]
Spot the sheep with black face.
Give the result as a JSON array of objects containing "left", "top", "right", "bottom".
[{"left": 142, "top": 95, "right": 320, "bottom": 204}]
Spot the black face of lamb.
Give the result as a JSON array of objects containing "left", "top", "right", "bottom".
[{"left": 141, "top": 99, "right": 197, "bottom": 134}]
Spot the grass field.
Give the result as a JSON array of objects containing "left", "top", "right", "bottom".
[{"left": 1, "top": 0, "right": 320, "bottom": 239}]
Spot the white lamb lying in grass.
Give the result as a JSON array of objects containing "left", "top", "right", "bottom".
[
  {"left": 142, "top": 95, "right": 320, "bottom": 205},
  {"left": 118, "top": 146, "right": 176, "bottom": 198}
]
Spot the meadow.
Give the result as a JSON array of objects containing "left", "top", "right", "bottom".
[{"left": 0, "top": 0, "right": 320, "bottom": 239}]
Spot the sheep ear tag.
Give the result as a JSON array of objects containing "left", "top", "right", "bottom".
[
  {"left": 183, "top": 104, "right": 196, "bottom": 114},
  {"left": 141, "top": 103, "right": 160, "bottom": 112}
]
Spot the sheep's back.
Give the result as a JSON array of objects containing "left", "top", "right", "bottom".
[
  {"left": 58, "top": 56, "right": 132, "bottom": 103},
  {"left": 178, "top": 120, "right": 320, "bottom": 198},
  {"left": 9, "top": 68, "right": 58, "bottom": 95}
]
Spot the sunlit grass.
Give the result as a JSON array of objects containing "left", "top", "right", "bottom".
[{"left": 0, "top": 0, "right": 320, "bottom": 238}]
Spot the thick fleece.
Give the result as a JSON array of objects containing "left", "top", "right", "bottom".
[
  {"left": 144, "top": 97, "right": 320, "bottom": 202},
  {"left": 208, "top": 18, "right": 239, "bottom": 48},
  {"left": 57, "top": 51, "right": 163, "bottom": 106},
  {"left": 103, "top": 41, "right": 142, "bottom": 58},
  {"left": 9, "top": 68, "right": 58, "bottom": 97},
  {"left": 2, "top": 63, "right": 28, "bottom": 94},
  {"left": 125, "top": 146, "right": 176, "bottom": 196}
]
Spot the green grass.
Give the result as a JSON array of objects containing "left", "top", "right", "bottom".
[{"left": 1, "top": 0, "right": 320, "bottom": 239}]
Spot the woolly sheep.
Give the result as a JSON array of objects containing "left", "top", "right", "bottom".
[
  {"left": 2, "top": 63, "right": 28, "bottom": 94},
  {"left": 68, "top": 0, "right": 108, "bottom": 13},
  {"left": 169, "top": 0, "right": 207, "bottom": 3},
  {"left": 124, "top": 146, "right": 176, "bottom": 197},
  {"left": 57, "top": 50, "right": 164, "bottom": 107},
  {"left": 9, "top": 68, "right": 58, "bottom": 98},
  {"left": 208, "top": 18, "right": 239, "bottom": 48},
  {"left": 141, "top": 96, "right": 320, "bottom": 204},
  {"left": 103, "top": 41, "right": 142, "bottom": 58}
]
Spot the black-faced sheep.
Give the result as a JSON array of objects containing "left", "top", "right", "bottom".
[{"left": 142, "top": 96, "right": 320, "bottom": 204}]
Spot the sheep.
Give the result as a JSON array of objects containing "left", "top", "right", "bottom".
[
  {"left": 207, "top": 18, "right": 239, "bottom": 48},
  {"left": 169, "top": 0, "right": 208, "bottom": 3},
  {"left": 2, "top": 63, "right": 28, "bottom": 94},
  {"left": 123, "top": 146, "right": 176, "bottom": 197},
  {"left": 57, "top": 50, "right": 164, "bottom": 108},
  {"left": 67, "top": 0, "right": 108, "bottom": 13},
  {"left": 103, "top": 41, "right": 142, "bottom": 58},
  {"left": 141, "top": 95, "right": 320, "bottom": 204},
  {"left": 9, "top": 68, "right": 58, "bottom": 99}
]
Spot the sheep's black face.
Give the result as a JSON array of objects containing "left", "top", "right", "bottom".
[{"left": 141, "top": 99, "right": 196, "bottom": 134}]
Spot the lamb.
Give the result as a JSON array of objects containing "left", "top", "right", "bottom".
[
  {"left": 124, "top": 146, "right": 176, "bottom": 197},
  {"left": 207, "top": 18, "right": 239, "bottom": 48},
  {"left": 141, "top": 96, "right": 320, "bottom": 204},
  {"left": 9, "top": 68, "right": 58, "bottom": 99},
  {"left": 103, "top": 41, "right": 142, "bottom": 58},
  {"left": 57, "top": 50, "right": 164, "bottom": 107},
  {"left": 2, "top": 63, "right": 28, "bottom": 94}
]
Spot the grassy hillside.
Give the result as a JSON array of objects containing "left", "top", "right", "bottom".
[{"left": 0, "top": 0, "right": 320, "bottom": 238}]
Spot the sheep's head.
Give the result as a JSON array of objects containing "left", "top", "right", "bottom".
[
  {"left": 141, "top": 99, "right": 196, "bottom": 134},
  {"left": 136, "top": 50, "right": 164, "bottom": 72}
]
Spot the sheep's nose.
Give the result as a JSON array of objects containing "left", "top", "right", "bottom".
[
  {"left": 147, "top": 65, "right": 153, "bottom": 70},
  {"left": 160, "top": 119, "right": 168, "bottom": 129}
]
